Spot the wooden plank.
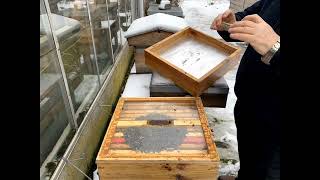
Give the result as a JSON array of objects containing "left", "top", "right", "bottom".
[
  {"left": 117, "top": 121, "right": 147, "bottom": 127},
  {"left": 134, "top": 49, "right": 153, "bottom": 73},
  {"left": 119, "top": 113, "right": 199, "bottom": 118},
  {"left": 111, "top": 132, "right": 203, "bottom": 138},
  {"left": 121, "top": 109, "right": 199, "bottom": 114},
  {"left": 179, "top": 144, "right": 207, "bottom": 150},
  {"left": 108, "top": 150, "right": 208, "bottom": 155},
  {"left": 116, "top": 120, "right": 201, "bottom": 127},
  {"left": 115, "top": 126, "right": 204, "bottom": 133},
  {"left": 110, "top": 144, "right": 130, "bottom": 149},
  {"left": 123, "top": 97, "right": 196, "bottom": 103},
  {"left": 118, "top": 117, "right": 200, "bottom": 121},
  {"left": 195, "top": 98, "right": 220, "bottom": 161},
  {"left": 97, "top": 163, "right": 218, "bottom": 180},
  {"left": 122, "top": 105, "right": 197, "bottom": 110},
  {"left": 173, "top": 120, "right": 201, "bottom": 126}
]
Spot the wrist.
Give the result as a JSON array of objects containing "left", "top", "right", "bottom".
[
  {"left": 263, "top": 35, "right": 280, "bottom": 56},
  {"left": 261, "top": 37, "right": 280, "bottom": 65}
]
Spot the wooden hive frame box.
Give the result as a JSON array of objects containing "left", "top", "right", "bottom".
[
  {"left": 128, "top": 30, "right": 175, "bottom": 73},
  {"left": 96, "top": 97, "right": 220, "bottom": 180},
  {"left": 145, "top": 27, "right": 241, "bottom": 96}
]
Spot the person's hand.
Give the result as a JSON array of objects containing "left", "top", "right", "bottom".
[
  {"left": 228, "top": 14, "right": 280, "bottom": 56},
  {"left": 211, "top": 10, "right": 236, "bottom": 31}
]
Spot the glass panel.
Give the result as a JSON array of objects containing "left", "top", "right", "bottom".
[
  {"left": 89, "top": 0, "right": 114, "bottom": 82},
  {"left": 108, "top": 0, "right": 122, "bottom": 58},
  {"left": 48, "top": 0, "right": 91, "bottom": 30},
  {"left": 40, "top": 1, "right": 75, "bottom": 179},
  {"left": 47, "top": 0, "right": 100, "bottom": 124},
  {"left": 119, "top": 0, "right": 131, "bottom": 44},
  {"left": 108, "top": 101, "right": 208, "bottom": 154}
]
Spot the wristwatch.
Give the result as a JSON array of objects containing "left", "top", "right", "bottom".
[{"left": 261, "top": 38, "right": 280, "bottom": 65}]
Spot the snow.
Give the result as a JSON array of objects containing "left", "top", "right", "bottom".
[
  {"left": 219, "top": 162, "right": 240, "bottom": 176},
  {"left": 160, "top": 37, "right": 228, "bottom": 79},
  {"left": 121, "top": 74, "right": 152, "bottom": 97},
  {"left": 124, "top": 13, "right": 188, "bottom": 38},
  {"left": 152, "top": 72, "right": 173, "bottom": 85},
  {"left": 93, "top": 169, "right": 99, "bottom": 180},
  {"left": 130, "top": 63, "right": 136, "bottom": 74},
  {"left": 40, "top": 13, "right": 80, "bottom": 34}
]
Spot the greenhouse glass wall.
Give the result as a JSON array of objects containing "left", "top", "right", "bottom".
[{"left": 40, "top": 0, "right": 136, "bottom": 179}]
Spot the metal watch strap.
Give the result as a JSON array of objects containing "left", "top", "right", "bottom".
[{"left": 261, "top": 39, "right": 280, "bottom": 65}]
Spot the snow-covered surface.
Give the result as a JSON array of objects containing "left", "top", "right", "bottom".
[
  {"left": 160, "top": 37, "right": 228, "bottom": 79},
  {"left": 121, "top": 74, "right": 152, "bottom": 97},
  {"left": 220, "top": 162, "right": 240, "bottom": 176},
  {"left": 124, "top": 13, "right": 188, "bottom": 38},
  {"left": 40, "top": 13, "right": 80, "bottom": 34},
  {"left": 130, "top": 63, "right": 136, "bottom": 74},
  {"left": 101, "top": 20, "right": 116, "bottom": 29},
  {"left": 93, "top": 169, "right": 99, "bottom": 180},
  {"left": 181, "top": 0, "right": 230, "bottom": 38},
  {"left": 152, "top": 72, "right": 173, "bottom": 85}
]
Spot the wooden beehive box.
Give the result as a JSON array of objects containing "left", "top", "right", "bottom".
[
  {"left": 96, "top": 97, "right": 219, "bottom": 180},
  {"left": 128, "top": 30, "right": 174, "bottom": 73},
  {"left": 127, "top": 30, "right": 174, "bottom": 47},
  {"left": 145, "top": 27, "right": 241, "bottom": 96},
  {"left": 134, "top": 48, "right": 152, "bottom": 73}
]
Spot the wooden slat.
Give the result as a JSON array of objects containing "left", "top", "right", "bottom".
[
  {"left": 115, "top": 126, "right": 204, "bottom": 133},
  {"left": 97, "top": 163, "right": 219, "bottom": 180},
  {"left": 108, "top": 150, "right": 208, "bottom": 155},
  {"left": 118, "top": 117, "right": 199, "bottom": 121},
  {"left": 117, "top": 120, "right": 201, "bottom": 127},
  {"left": 122, "top": 105, "right": 197, "bottom": 110},
  {"left": 112, "top": 132, "right": 203, "bottom": 138},
  {"left": 179, "top": 144, "right": 207, "bottom": 150},
  {"left": 124, "top": 102, "right": 195, "bottom": 106},
  {"left": 173, "top": 120, "right": 201, "bottom": 126},
  {"left": 121, "top": 109, "right": 199, "bottom": 114},
  {"left": 117, "top": 121, "right": 147, "bottom": 127},
  {"left": 120, "top": 113, "right": 199, "bottom": 118},
  {"left": 183, "top": 137, "right": 206, "bottom": 144},
  {"left": 110, "top": 144, "right": 130, "bottom": 149}
]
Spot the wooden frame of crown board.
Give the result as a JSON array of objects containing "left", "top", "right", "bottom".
[
  {"left": 145, "top": 27, "right": 241, "bottom": 96},
  {"left": 96, "top": 97, "right": 219, "bottom": 180}
]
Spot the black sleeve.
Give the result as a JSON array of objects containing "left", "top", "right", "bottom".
[
  {"left": 217, "top": 0, "right": 263, "bottom": 42},
  {"left": 270, "top": 48, "right": 280, "bottom": 73}
]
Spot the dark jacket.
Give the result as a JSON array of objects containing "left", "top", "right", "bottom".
[{"left": 218, "top": 0, "right": 280, "bottom": 105}]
